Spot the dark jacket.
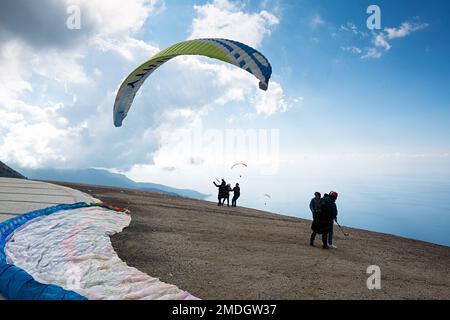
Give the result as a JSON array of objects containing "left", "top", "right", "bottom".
[
  {"left": 318, "top": 194, "right": 338, "bottom": 231},
  {"left": 309, "top": 197, "right": 321, "bottom": 219},
  {"left": 233, "top": 186, "right": 240, "bottom": 197},
  {"left": 214, "top": 182, "right": 227, "bottom": 198},
  {"left": 310, "top": 197, "right": 322, "bottom": 232}
]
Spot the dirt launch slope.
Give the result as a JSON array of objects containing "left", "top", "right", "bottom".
[{"left": 58, "top": 182, "right": 450, "bottom": 300}]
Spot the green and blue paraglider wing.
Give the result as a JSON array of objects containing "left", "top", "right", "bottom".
[{"left": 113, "top": 38, "right": 272, "bottom": 127}]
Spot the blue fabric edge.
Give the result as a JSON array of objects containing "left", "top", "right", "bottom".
[{"left": 0, "top": 202, "right": 90, "bottom": 300}]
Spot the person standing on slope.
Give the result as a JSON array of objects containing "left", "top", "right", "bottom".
[
  {"left": 309, "top": 192, "right": 322, "bottom": 246},
  {"left": 319, "top": 191, "right": 339, "bottom": 249},
  {"left": 213, "top": 179, "right": 227, "bottom": 206},
  {"left": 327, "top": 191, "right": 339, "bottom": 249},
  {"left": 231, "top": 183, "right": 240, "bottom": 207},
  {"left": 222, "top": 183, "right": 232, "bottom": 207}
]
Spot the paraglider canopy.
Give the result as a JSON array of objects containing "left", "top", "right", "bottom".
[
  {"left": 113, "top": 38, "right": 272, "bottom": 127},
  {"left": 264, "top": 193, "right": 271, "bottom": 206},
  {"left": 231, "top": 162, "right": 248, "bottom": 178},
  {"left": 230, "top": 163, "right": 248, "bottom": 170}
]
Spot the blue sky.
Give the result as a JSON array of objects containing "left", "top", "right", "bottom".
[
  {"left": 1, "top": 0, "right": 449, "bottom": 243},
  {"left": 140, "top": 0, "right": 450, "bottom": 156}
]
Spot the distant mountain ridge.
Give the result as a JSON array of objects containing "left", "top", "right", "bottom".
[
  {"left": 20, "top": 168, "right": 209, "bottom": 200},
  {"left": 0, "top": 161, "right": 25, "bottom": 179}
]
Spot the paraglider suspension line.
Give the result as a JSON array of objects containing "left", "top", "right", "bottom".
[{"left": 336, "top": 221, "right": 349, "bottom": 237}]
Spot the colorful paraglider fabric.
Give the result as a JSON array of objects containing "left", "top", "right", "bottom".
[
  {"left": 0, "top": 202, "right": 97, "bottom": 300},
  {"left": 0, "top": 202, "right": 198, "bottom": 300},
  {"left": 113, "top": 38, "right": 272, "bottom": 127}
]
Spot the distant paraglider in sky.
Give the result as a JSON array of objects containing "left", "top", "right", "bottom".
[
  {"left": 230, "top": 163, "right": 248, "bottom": 170},
  {"left": 231, "top": 162, "right": 248, "bottom": 178},
  {"left": 113, "top": 38, "right": 272, "bottom": 127},
  {"left": 264, "top": 193, "right": 271, "bottom": 206}
]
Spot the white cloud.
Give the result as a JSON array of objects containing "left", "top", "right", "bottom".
[
  {"left": 0, "top": 121, "right": 76, "bottom": 168},
  {"left": 341, "top": 46, "right": 362, "bottom": 54},
  {"left": 373, "top": 33, "right": 391, "bottom": 51},
  {"left": 340, "top": 22, "right": 368, "bottom": 38},
  {"left": 341, "top": 22, "right": 357, "bottom": 34},
  {"left": 127, "top": 0, "right": 293, "bottom": 173},
  {"left": 0, "top": 0, "right": 295, "bottom": 174},
  {"left": 0, "top": 47, "right": 82, "bottom": 168},
  {"left": 385, "top": 22, "right": 428, "bottom": 40},
  {"left": 186, "top": 1, "right": 294, "bottom": 117},
  {"left": 310, "top": 14, "right": 324, "bottom": 29},
  {"left": 189, "top": 0, "right": 279, "bottom": 48},
  {"left": 342, "top": 20, "right": 428, "bottom": 59},
  {"left": 0, "top": 0, "right": 162, "bottom": 168},
  {"left": 93, "top": 68, "right": 102, "bottom": 77},
  {"left": 83, "top": 0, "right": 162, "bottom": 60},
  {"left": 31, "top": 51, "right": 90, "bottom": 85},
  {"left": 0, "top": 42, "right": 33, "bottom": 102},
  {"left": 91, "top": 36, "right": 159, "bottom": 61},
  {"left": 78, "top": 0, "right": 159, "bottom": 36},
  {"left": 252, "top": 82, "right": 302, "bottom": 116},
  {"left": 361, "top": 48, "right": 382, "bottom": 59}
]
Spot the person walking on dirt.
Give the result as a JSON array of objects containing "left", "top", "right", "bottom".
[
  {"left": 231, "top": 183, "right": 240, "bottom": 207},
  {"left": 319, "top": 191, "right": 338, "bottom": 249},
  {"left": 213, "top": 179, "right": 227, "bottom": 206},
  {"left": 309, "top": 192, "right": 322, "bottom": 246}
]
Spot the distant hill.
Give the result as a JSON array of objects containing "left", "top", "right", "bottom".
[
  {"left": 0, "top": 161, "right": 26, "bottom": 179},
  {"left": 19, "top": 167, "right": 209, "bottom": 200}
]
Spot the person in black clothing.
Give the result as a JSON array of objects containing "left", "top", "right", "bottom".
[
  {"left": 213, "top": 179, "right": 227, "bottom": 206},
  {"left": 309, "top": 192, "right": 322, "bottom": 246},
  {"left": 319, "top": 191, "right": 338, "bottom": 249},
  {"left": 221, "top": 184, "right": 232, "bottom": 207},
  {"left": 231, "top": 183, "right": 240, "bottom": 207},
  {"left": 326, "top": 191, "right": 339, "bottom": 249}
]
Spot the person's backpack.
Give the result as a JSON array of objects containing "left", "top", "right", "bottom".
[{"left": 318, "top": 197, "right": 332, "bottom": 222}]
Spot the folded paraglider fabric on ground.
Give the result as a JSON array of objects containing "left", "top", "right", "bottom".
[
  {"left": 0, "top": 263, "right": 86, "bottom": 300},
  {"left": 0, "top": 202, "right": 93, "bottom": 300},
  {"left": 0, "top": 203, "right": 198, "bottom": 300}
]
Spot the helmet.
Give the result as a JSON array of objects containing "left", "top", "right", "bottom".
[{"left": 329, "top": 191, "right": 338, "bottom": 199}]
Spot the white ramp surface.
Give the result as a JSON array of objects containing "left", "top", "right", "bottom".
[{"left": 0, "top": 178, "right": 97, "bottom": 222}]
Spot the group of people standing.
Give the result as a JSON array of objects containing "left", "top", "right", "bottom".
[
  {"left": 212, "top": 182, "right": 340, "bottom": 250},
  {"left": 213, "top": 179, "right": 240, "bottom": 207},
  {"left": 309, "top": 191, "right": 339, "bottom": 249}
]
